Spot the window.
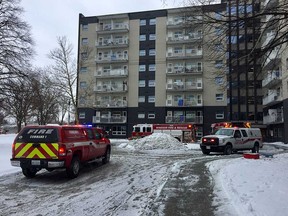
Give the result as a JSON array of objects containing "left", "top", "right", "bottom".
[
  {"left": 148, "top": 96, "right": 155, "bottom": 103},
  {"left": 149, "top": 18, "right": 156, "bottom": 25},
  {"left": 139, "top": 80, "right": 145, "bottom": 87},
  {"left": 148, "top": 80, "right": 155, "bottom": 87},
  {"left": 216, "top": 93, "right": 224, "bottom": 101},
  {"left": 139, "top": 65, "right": 146, "bottom": 72},
  {"left": 140, "top": 19, "right": 146, "bottom": 26},
  {"left": 149, "top": 34, "right": 156, "bottom": 40},
  {"left": 241, "top": 129, "right": 248, "bottom": 137},
  {"left": 81, "top": 38, "right": 88, "bottom": 45},
  {"left": 148, "top": 112, "right": 155, "bottom": 119},
  {"left": 81, "top": 52, "right": 88, "bottom": 60},
  {"left": 149, "top": 64, "right": 155, "bottom": 71},
  {"left": 216, "top": 111, "right": 224, "bottom": 119},
  {"left": 80, "top": 81, "right": 87, "bottom": 89},
  {"left": 80, "top": 67, "right": 87, "bottom": 73},
  {"left": 139, "top": 50, "right": 146, "bottom": 56},
  {"left": 138, "top": 96, "right": 145, "bottom": 103},
  {"left": 138, "top": 112, "right": 145, "bottom": 119},
  {"left": 215, "top": 27, "right": 222, "bottom": 35},
  {"left": 82, "top": 24, "right": 88, "bottom": 31},
  {"left": 215, "top": 43, "right": 223, "bottom": 52},
  {"left": 79, "top": 112, "right": 85, "bottom": 119},
  {"left": 112, "top": 126, "right": 126, "bottom": 136},
  {"left": 149, "top": 49, "right": 156, "bottom": 56},
  {"left": 215, "top": 60, "right": 223, "bottom": 68},
  {"left": 139, "top": 35, "right": 146, "bottom": 41},
  {"left": 215, "top": 77, "right": 224, "bottom": 85}
]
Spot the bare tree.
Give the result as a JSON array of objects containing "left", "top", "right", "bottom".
[
  {"left": 48, "top": 36, "right": 78, "bottom": 124},
  {"left": 0, "top": 0, "right": 34, "bottom": 87}
]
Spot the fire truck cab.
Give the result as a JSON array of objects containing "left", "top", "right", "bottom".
[{"left": 132, "top": 123, "right": 196, "bottom": 143}]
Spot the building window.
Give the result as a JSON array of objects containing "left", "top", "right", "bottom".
[
  {"left": 82, "top": 24, "right": 88, "bottom": 31},
  {"left": 139, "top": 34, "right": 146, "bottom": 41},
  {"left": 216, "top": 93, "right": 224, "bottom": 101},
  {"left": 149, "top": 64, "right": 155, "bottom": 71},
  {"left": 216, "top": 111, "right": 224, "bottom": 119},
  {"left": 149, "top": 49, "right": 156, "bottom": 56},
  {"left": 81, "top": 38, "right": 88, "bottom": 45},
  {"left": 80, "top": 81, "right": 87, "bottom": 89},
  {"left": 149, "top": 34, "right": 156, "bottom": 40},
  {"left": 138, "top": 96, "right": 145, "bottom": 103},
  {"left": 139, "top": 80, "right": 145, "bottom": 87},
  {"left": 140, "top": 19, "right": 146, "bottom": 26},
  {"left": 112, "top": 126, "right": 127, "bottom": 136},
  {"left": 215, "top": 60, "right": 223, "bottom": 68},
  {"left": 148, "top": 96, "right": 155, "bottom": 103},
  {"left": 139, "top": 50, "right": 146, "bottom": 56},
  {"left": 79, "top": 112, "right": 85, "bottom": 119},
  {"left": 149, "top": 18, "right": 156, "bottom": 25},
  {"left": 148, "top": 112, "right": 155, "bottom": 119},
  {"left": 80, "top": 67, "right": 87, "bottom": 73},
  {"left": 138, "top": 112, "right": 145, "bottom": 119},
  {"left": 148, "top": 80, "right": 155, "bottom": 87},
  {"left": 139, "top": 65, "right": 146, "bottom": 72},
  {"left": 215, "top": 77, "right": 224, "bottom": 85},
  {"left": 81, "top": 52, "right": 88, "bottom": 60}
]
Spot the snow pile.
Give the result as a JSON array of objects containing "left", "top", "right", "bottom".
[{"left": 121, "top": 133, "right": 185, "bottom": 150}]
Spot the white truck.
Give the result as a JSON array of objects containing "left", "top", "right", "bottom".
[{"left": 200, "top": 127, "right": 263, "bottom": 155}]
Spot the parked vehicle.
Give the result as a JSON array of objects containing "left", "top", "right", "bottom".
[
  {"left": 200, "top": 127, "right": 263, "bottom": 155},
  {"left": 131, "top": 123, "right": 196, "bottom": 142},
  {"left": 10, "top": 124, "right": 111, "bottom": 178}
]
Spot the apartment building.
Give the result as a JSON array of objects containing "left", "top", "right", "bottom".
[{"left": 76, "top": 5, "right": 227, "bottom": 139}]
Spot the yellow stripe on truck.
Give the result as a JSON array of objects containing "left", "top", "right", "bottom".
[
  {"left": 27, "top": 148, "right": 45, "bottom": 159},
  {"left": 42, "top": 144, "right": 57, "bottom": 158},
  {"left": 15, "top": 143, "right": 33, "bottom": 158}
]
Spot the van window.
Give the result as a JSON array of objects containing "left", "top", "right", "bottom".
[
  {"left": 241, "top": 129, "right": 248, "bottom": 137},
  {"left": 16, "top": 128, "right": 59, "bottom": 143},
  {"left": 234, "top": 130, "right": 242, "bottom": 138}
]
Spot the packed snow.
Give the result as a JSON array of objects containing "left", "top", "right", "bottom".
[{"left": 1, "top": 133, "right": 288, "bottom": 215}]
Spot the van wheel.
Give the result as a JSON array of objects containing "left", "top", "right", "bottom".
[
  {"left": 224, "top": 144, "right": 232, "bottom": 155},
  {"left": 252, "top": 144, "right": 259, "bottom": 153},
  {"left": 22, "top": 168, "right": 37, "bottom": 178},
  {"left": 102, "top": 147, "right": 111, "bottom": 164},
  {"left": 201, "top": 149, "right": 210, "bottom": 155},
  {"left": 66, "top": 156, "right": 80, "bottom": 178}
]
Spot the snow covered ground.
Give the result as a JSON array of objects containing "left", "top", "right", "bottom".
[{"left": 1, "top": 133, "right": 288, "bottom": 215}]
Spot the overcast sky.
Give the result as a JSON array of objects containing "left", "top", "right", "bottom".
[{"left": 20, "top": 0, "right": 178, "bottom": 67}]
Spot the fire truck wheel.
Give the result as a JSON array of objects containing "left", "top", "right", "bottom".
[
  {"left": 252, "top": 143, "right": 260, "bottom": 153},
  {"left": 201, "top": 149, "right": 210, "bottom": 155},
  {"left": 224, "top": 144, "right": 232, "bottom": 155},
  {"left": 22, "top": 168, "right": 37, "bottom": 178},
  {"left": 66, "top": 156, "right": 80, "bottom": 178},
  {"left": 102, "top": 147, "right": 111, "bottom": 164}
]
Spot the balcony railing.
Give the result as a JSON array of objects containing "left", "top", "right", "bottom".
[
  {"left": 166, "top": 82, "right": 202, "bottom": 91},
  {"left": 96, "top": 54, "right": 128, "bottom": 62},
  {"left": 95, "top": 69, "right": 128, "bottom": 77},
  {"left": 167, "top": 33, "right": 202, "bottom": 42},
  {"left": 94, "top": 84, "right": 128, "bottom": 92},
  {"left": 167, "top": 50, "right": 202, "bottom": 58},
  {"left": 166, "top": 115, "right": 203, "bottom": 124},
  {"left": 167, "top": 67, "right": 202, "bottom": 75},
  {"left": 262, "top": 70, "right": 281, "bottom": 88},
  {"left": 97, "top": 23, "right": 129, "bottom": 32},
  {"left": 166, "top": 99, "right": 203, "bottom": 107},
  {"left": 93, "top": 116, "right": 127, "bottom": 123},
  {"left": 96, "top": 38, "right": 129, "bottom": 47},
  {"left": 93, "top": 99, "right": 127, "bottom": 108},
  {"left": 263, "top": 91, "right": 282, "bottom": 106}
]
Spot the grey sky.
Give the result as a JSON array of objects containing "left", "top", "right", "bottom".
[{"left": 20, "top": 0, "right": 177, "bottom": 67}]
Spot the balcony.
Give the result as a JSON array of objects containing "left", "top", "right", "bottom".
[
  {"left": 166, "top": 115, "right": 203, "bottom": 124},
  {"left": 166, "top": 98, "right": 203, "bottom": 107},
  {"left": 94, "top": 83, "right": 128, "bottom": 93},
  {"left": 262, "top": 70, "right": 281, "bottom": 88},
  {"left": 97, "top": 23, "right": 129, "bottom": 33},
  {"left": 93, "top": 115, "right": 127, "bottom": 123},
  {"left": 263, "top": 108, "right": 284, "bottom": 124},
  {"left": 96, "top": 38, "right": 129, "bottom": 48},
  {"left": 166, "top": 81, "right": 203, "bottom": 91},
  {"left": 262, "top": 91, "right": 282, "bottom": 106},
  {"left": 96, "top": 54, "right": 128, "bottom": 63},
  {"left": 167, "top": 33, "right": 202, "bottom": 44},
  {"left": 93, "top": 99, "right": 127, "bottom": 108},
  {"left": 166, "top": 50, "right": 202, "bottom": 59},
  {"left": 167, "top": 67, "right": 202, "bottom": 75},
  {"left": 95, "top": 69, "right": 128, "bottom": 78}
]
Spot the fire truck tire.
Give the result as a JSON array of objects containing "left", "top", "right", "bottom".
[
  {"left": 102, "top": 147, "right": 111, "bottom": 164},
  {"left": 201, "top": 149, "right": 210, "bottom": 155},
  {"left": 22, "top": 168, "right": 37, "bottom": 178},
  {"left": 224, "top": 144, "right": 232, "bottom": 155},
  {"left": 66, "top": 156, "right": 80, "bottom": 178},
  {"left": 252, "top": 143, "right": 260, "bottom": 153}
]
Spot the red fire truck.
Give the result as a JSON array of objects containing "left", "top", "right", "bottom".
[
  {"left": 211, "top": 121, "right": 251, "bottom": 134},
  {"left": 131, "top": 123, "right": 196, "bottom": 142}
]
